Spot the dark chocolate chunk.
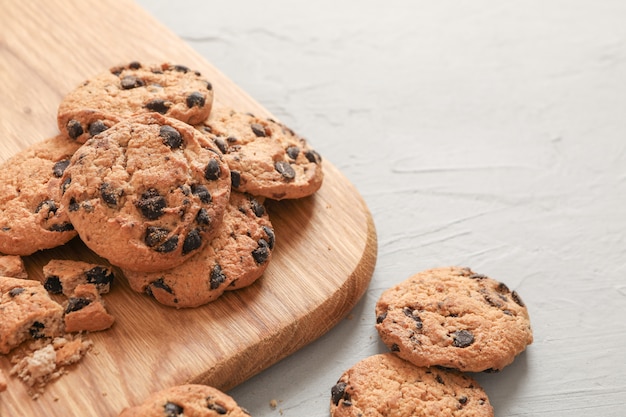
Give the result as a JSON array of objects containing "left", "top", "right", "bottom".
[
  {"left": 52, "top": 160, "right": 71, "bottom": 178},
  {"left": 511, "top": 290, "right": 525, "bottom": 307},
  {"left": 195, "top": 208, "right": 210, "bottom": 225},
  {"left": 120, "top": 75, "right": 144, "bottom": 90},
  {"left": 376, "top": 311, "right": 387, "bottom": 324},
  {"left": 35, "top": 200, "right": 57, "bottom": 216},
  {"left": 86, "top": 266, "right": 114, "bottom": 288},
  {"left": 213, "top": 137, "right": 228, "bottom": 154},
  {"left": 304, "top": 149, "right": 322, "bottom": 164},
  {"left": 248, "top": 197, "right": 264, "bottom": 217},
  {"left": 65, "top": 297, "right": 92, "bottom": 314},
  {"left": 210, "top": 264, "right": 226, "bottom": 290},
  {"left": 160, "top": 125, "right": 183, "bottom": 149},
  {"left": 402, "top": 306, "right": 423, "bottom": 330},
  {"left": 66, "top": 120, "right": 84, "bottom": 140},
  {"left": 43, "top": 276, "right": 63, "bottom": 294},
  {"left": 29, "top": 321, "right": 45, "bottom": 339},
  {"left": 230, "top": 170, "right": 241, "bottom": 188},
  {"left": 204, "top": 159, "right": 221, "bottom": 181},
  {"left": 186, "top": 91, "right": 205, "bottom": 108},
  {"left": 452, "top": 330, "right": 475, "bottom": 348},
  {"left": 100, "top": 182, "right": 120, "bottom": 207},
  {"left": 61, "top": 177, "right": 71, "bottom": 195},
  {"left": 191, "top": 184, "right": 211, "bottom": 203},
  {"left": 172, "top": 64, "right": 189, "bottom": 73},
  {"left": 250, "top": 123, "right": 266, "bottom": 137},
  {"left": 151, "top": 278, "right": 173, "bottom": 294},
  {"left": 391, "top": 343, "right": 400, "bottom": 352},
  {"left": 207, "top": 403, "right": 227, "bottom": 414},
  {"left": 182, "top": 229, "right": 202, "bottom": 255},
  {"left": 128, "top": 61, "right": 141, "bottom": 70},
  {"left": 262, "top": 226, "right": 275, "bottom": 250},
  {"left": 331, "top": 382, "right": 350, "bottom": 406},
  {"left": 286, "top": 145, "right": 300, "bottom": 160},
  {"left": 206, "top": 81, "right": 213, "bottom": 90},
  {"left": 8, "top": 287, "right": 25, "bottom": 297},
  {"left": 274, "top": 161, "right": 295, "bottom": 180},
  {"left": 88, "top": 120, "right": 108, "bottom": 137},
  {"left": 163, "top": 401, "right": 184, "bottom": 417},
  {"left": 68, "top": 197, "right": 80, "bottom": 212},
  {"left": 136, "top": 188, "right": 166, "bottom": 220},
  {"left": 48, "top": 222, "right": 74, "bottom": 232},
  {"left": 251, "top": 239, "right": 270, "bottom": 264},
  {"left": 145, "top": 226, "right": 179, "bottom": 253},
  {"left": 145, "top": 99, "right": 170, "bottom": 114}
]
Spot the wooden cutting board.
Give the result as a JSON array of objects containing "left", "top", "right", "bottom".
[{"left": 0, "top": 1, "right": 377, "bottom": 416}]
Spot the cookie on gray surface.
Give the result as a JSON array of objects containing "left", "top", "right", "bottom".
[
  {"left": 196, "top": 106, "right": 323, "bottom": 200},
  {"left": 118, "top": 384, "right": 250, "bottom": 417},
  {"left": 330, "top": 353, "right": 494, "bottom": 417},
  {"left": 0, "top": 135, "right": 81, "bottom": 255},
  {"left": 60, "top": 112, "right": 231, "bottom": 273},
  {"left": 58, "top": 61, "right": 214, "bottom": 143},
  {"left": 122, "top": 191, "right": 274, "bottom": 308},
  {"left": 375, "top": 266, "right": 533, "bottom": 372}
]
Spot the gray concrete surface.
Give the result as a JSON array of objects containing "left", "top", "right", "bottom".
[{"left": 136, "top": 1, "right": 626, "bottom": 415}]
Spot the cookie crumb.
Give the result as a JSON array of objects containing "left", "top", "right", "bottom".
[{"left": 269, "top": 399, "right": 278, "bottom": 408}]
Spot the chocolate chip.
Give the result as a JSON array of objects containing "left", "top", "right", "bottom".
[
  {"left": 376, "top": 311, "right": 387, "bottom": 324},
  {"left": 248, "top": 197, "right": 264, "bottom": 217},
  {"left": 136, "top": 188, "right": 166, "bottom": 220},
  {"left": 226, "top": 136, "right": 238, "bottom": 143},
  {"left": 65, "top": 297, "right": 92, "bottom": 314},
  {"left": 9, "top": 287, "right": 25, "bottom": 297},
  {"left": 286, "top": 146, "right": 300, "bottom": 160},
  {"left": 145, "top": 226, "right": 179, "bottom": 252},
  {"left": 52, "top": 160, "right": 71, "bottom": 178},
  {"left": 120, "top": 75, "right": 144, "bottom": 90},
  {"left": 274, "top": 161, "right": 295, "bottom": 180},
  {"left": 159, "top": 125, "right": 183, "bottom": 149},
  {"left": 458, "top": 396, "right": 468, "bottom": 406},
  {"left": 44, "top": 276, "right": 63, "bottom": 294},
  {"left": 186, "top": 91, "right": 205, "bottom": 108},
  {"left": 172, "top": 64, "right": 189, "bottom": 73},
  {"left": 304, "top": 149, "right": 322, "bottom": 164},
  {"left": 86, "top": 266, "right": 114, "bottom": 288},
  {"left": 213, "top": 137, "right": 228, "bottom": 154},
  {"left": 128, "top": 61, "right": 141, "bottom": 70},
  {"left": 496, "top": 282, "right": 511, "bottom": 293},
  {"left": 512, "top": 290, "right": 525, "bottom": 307},
  {"left": 231, "top": 170, "right": 241, "bottom": 188},
  {"left": 145, "top": 99, "right": 170, "bottom": 114},
  {"left": 452, "top": 330, "right": 474, "bottom": 348},
  {"left": 331, "top": 382, "right": 350, "bottom": 406},
  {"left": 194, "top": 208, "right": 210, "bottom": 226},
  {"left": 68, "top": 197, "right": 80, "bottom": 212},
  {"left": 29, "top": 321, "right": 45, "bottom": 339},
  {"left": 100, "top": 182, "right": 120, "bottom": 206},
  {"left": 469, "top": 273, "right": 487, "bottom": 280},
  {"left": 204, "top": 159, "right": 221, "bottom": 180},
  {"left": 151, "top": 278, "right": 173, "bottom": 294},
  {"left": 206, "top": 81, "right": 213, "bottom": 90},
  {"left": 250, "top": 123, "right": 266, "bottom": 137},
  {"left": 48, "top": 222, "right": 74, "bottom": 232},
  {"left": 252, "top": 239, "right": 270, "bottom": 264},
  {"left": 403, "top": 307, "right": 423, "bottom": 330},
  {"left": 61, "top": 177, "right": 71, "bottom": 195},
  {"left": 67, "top": 120, "right": 83, "bottom": 140},
  {"left": 35, "top": 199, "right": 57, "bottom": 216},
  {"left": 207, "top": 403, "right": 227, "bottom": 414},
  {"left": 182, "top": 229, "right": 202, "bottom": 255},
  {"left": 263, "top": 226, "right": 275, "bottom": 250},
  {"left": 191, "top": 184, "right": 211, "bottom": 203},
  {"left": 163, "top": 401, "right": 184, "bottom": 417},
  {"left": 210, "top": 264, "right": 226, "bottom": 289},
  {"left": 391, "top": 343, "right": 400, "bottom": 352},
  {"left": 435, "top": 374, "right": 445, "bottom": 384}
]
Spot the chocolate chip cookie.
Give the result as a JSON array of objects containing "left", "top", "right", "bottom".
[
  {"left": 375, "top": 266, "right": 533, "bottom": 372},
  {"left": 330, "top": 353, "right": 494, "bottom": 417},
  {"left": 42, "top": 259, "right": 115, "bottom": 296},
  {"left": 0, "top": 135, "right": 81, "bottom": 255},
  {"left": 118, "top": 384, "right": 250, "bottom": 417},
  {"left": 122, "top": 191, "right": 274, "bottom": 308},
  {"left": 60, "top": 112, "right": 231, "bottom": 273},
  {"left": 58, "top": 61, "right": 214, "bottom": 143},
  {"left": 196, "top": 106, "right": 323, "bottom": 200}
]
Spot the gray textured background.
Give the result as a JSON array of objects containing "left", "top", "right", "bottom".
[{"left": 136, "top": 1, "right": 626, "bottom": 415}]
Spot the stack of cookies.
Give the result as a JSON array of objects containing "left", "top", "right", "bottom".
[
  {"left": 330, "top": 266, "right": 533, "bottom": 417},
  {"left": 0, "top": 61, "right": 324, "bottom": 309}
]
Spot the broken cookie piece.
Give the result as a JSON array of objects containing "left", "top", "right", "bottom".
[
  {"left": 63, "top": 284, "right": 115, "bottom": 333},
  {"left": 0, "top": 255, "right": 28, "bottom": 279},
  {"left": 42, "top": 259, "right": 115, "bottom": 296}
]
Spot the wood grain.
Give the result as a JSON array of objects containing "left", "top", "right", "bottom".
[{"left": 0, "top": 1, "right": 377, "bottom": 416}]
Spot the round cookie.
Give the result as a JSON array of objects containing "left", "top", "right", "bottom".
[
  {"left": 122, "top": 191, "right": 275, "bottom": 308},
  {"left": 118, "top": 384, "right": 250, "bottom": 417},
  {"left": 0, "top": 135, "right": 81, "bottom": 255},
  {"left": 375, "top": 266, "right": 533, "bottom": 372},
  {"left": 58, "top": 61, "right": 214, "bottom": 143},
  {"left": 60, "top": 112, "right": 231, "bottom": 273},
  {"left": 195, "top": 106, "right": 323, "bottom": 200},
  {"left": 330, "top": 353, "right": 494, "bottom": 417}
]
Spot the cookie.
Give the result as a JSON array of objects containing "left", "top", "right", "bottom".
[
  {"left": 118, "top": 384, "right": 250, "bottom": 417},
  {"left": 375, "top": 266, "right": 533, "bottom": 372},
  {"left": 0, "top": 276, "right": 64, "bottom": 354},
  {"left": 330, "top": 353, "right": 493, "bottom": 417},
  {"left": 42, "top": 259, "right": 115, "bottom": 296},
  {"left": 0, "top": 255, "right": 28, "bottom": 279},
  {"left": 63, "top": 284, "right": 115, "bottom": 333},
  {"left": 196, "top": 106, "right": 323, "bottom": 200},
  {"left": 122, "top": 191, "right": 274, "bottom": 308},
  {"left": 60, "top": 112, "right": 231, "bottom": 272},
  {"left": 0, "top": 135, "right": 81, "bottom": 255},
  {"left": 58, "top": 61, "right": 214, "bottom": 143}
]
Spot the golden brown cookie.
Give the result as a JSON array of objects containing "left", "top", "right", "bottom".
[
  {"left": 118, "top": 384, "right": 250, "bottom": 417},
  {"left": 122, "top": 191, "right": 274, "bottom": 308},
  {"left": 196, "top": 106, "right": 323, "bottom": 200},
  {"left": 58, "top": 61, "right": 214, "bottom": 143},
  {"left": 60, "top": 112, "right": 231, "bottom": 272},
  {"left": 375, "top": 266, "right": 533, "bottom": 372},
  {"left": 63, "top": 284, "right": 115, "bottom": 333},
  {"left": 0, "top": 135, "right": 81, "bottom": 255},
  {"left": 330, "top": 353, "right": 494, "bottom": 417}
]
